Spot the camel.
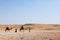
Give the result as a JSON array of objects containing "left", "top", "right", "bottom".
[
  {"left": 5, "top": 27, "right": 12, "bottom": 32},
  {"left": 20, "top": 25, "right": 31, "bottom": 32},
  {"left": 20, "top": 25, "right": 24, "bottom": 32}
]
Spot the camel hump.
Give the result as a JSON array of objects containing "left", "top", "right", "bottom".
[
  {"left": 21, "top": 25, "right": 24, "bottom": 29},
  {"left": 6, "top": 27, "right": 9, "bottom": 30}
]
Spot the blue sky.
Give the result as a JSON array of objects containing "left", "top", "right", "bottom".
[{"left": 0, "top": 0, "right": 60, "bottom": 24}]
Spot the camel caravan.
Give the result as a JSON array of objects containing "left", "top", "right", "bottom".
[{"left": 5, "top": 25, "right": 31, "bottom": 32}]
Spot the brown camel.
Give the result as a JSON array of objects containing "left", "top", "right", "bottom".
[
  {"left": 5, "top": 27, "right": 12, "bottom": 32},
  {"left": 20, "top": 25, "right": 24, "bottom": 31}
]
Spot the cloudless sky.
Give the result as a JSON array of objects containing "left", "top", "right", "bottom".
[{"left": 0, "top": 0, "right": 60, "bottom": 24}]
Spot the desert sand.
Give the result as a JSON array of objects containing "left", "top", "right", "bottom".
[
  {"left": 0, "top": 24, "right": 60, "bottom": 40},
  {"left": 0, "top": 30, "right": 60, "bottom": 40}
]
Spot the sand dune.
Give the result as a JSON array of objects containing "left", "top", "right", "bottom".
[
  {"left": 0, "top": 24, "right": 60, "bottom": 40},
  {"left": 0, "top": 24, "right": 60, "bottom": 31}
]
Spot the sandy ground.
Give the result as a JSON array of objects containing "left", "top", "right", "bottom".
[{"left": 0, "top": 30, "right": 60, "bottom": 40}]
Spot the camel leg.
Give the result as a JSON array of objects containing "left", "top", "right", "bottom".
[
  {"left": 20, "top": 29, "right": 21, "bottom": 31},
  {"left": 5, "top": 30, "right": 6, "bottom": 32}
]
